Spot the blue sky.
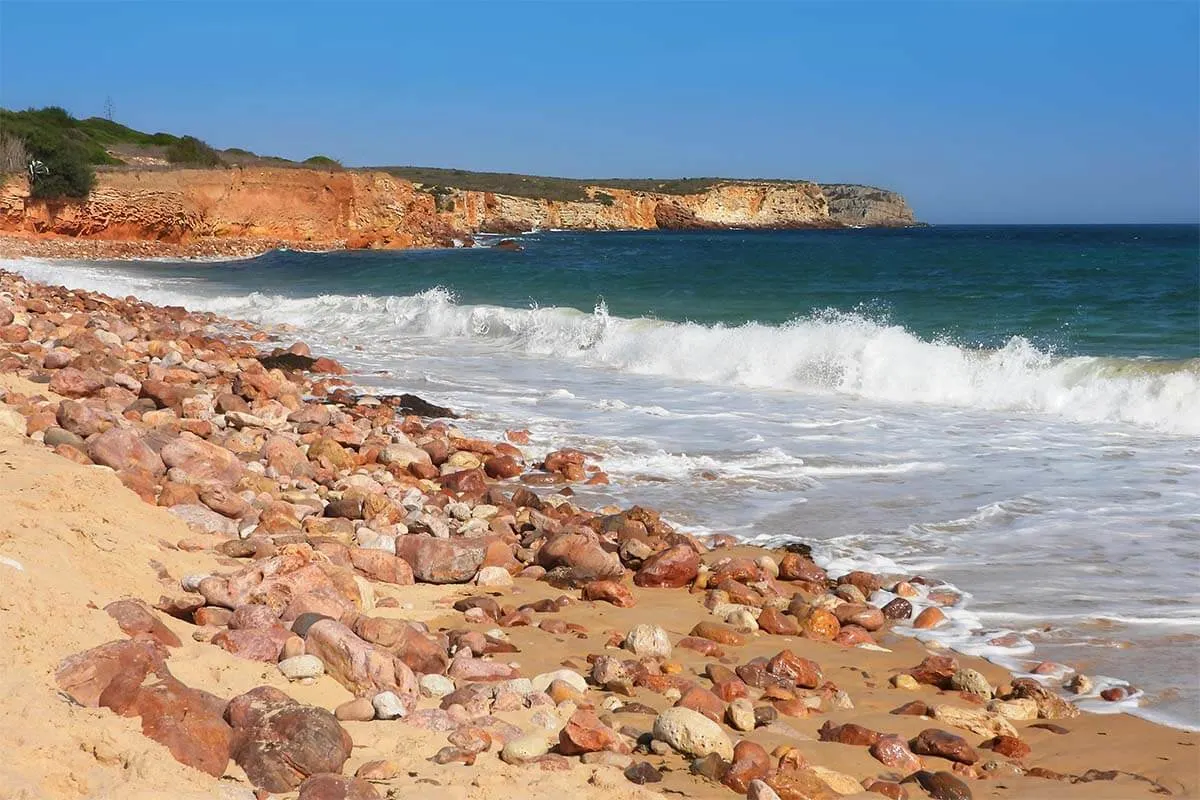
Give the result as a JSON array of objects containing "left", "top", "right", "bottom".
[{"left": 1, "top": 1, "right": 1196, "bottom": 223}]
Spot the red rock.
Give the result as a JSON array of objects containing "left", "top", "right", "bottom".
[
  {"left": 213, "top": 627, "right": 290, "bottom": 662},
  {"left": 882, "top": 597, "right": 913, "bottom": 619},
  {"left": 104, "top": 599, "right": 181, "bottom": 647},
  {"left": 891, "top": 700, "right": 930, "bottom": 716},
  {"left": 863, "top": 779, "right": 909, "bottom": 800},
  {"left": 557, "top": 709, "right": 624, "bottom": 755},
  {"left": 767, "top": 650, "right": 822, "bottom": 688},
  {"left": 448, "top": 655, "right": 519, "bottom": 682},
  {"left": 298, "top": 773, "right": 382, "bottom": 800},
  {"left": 913, "top": 607, "right": 946, "bottom": 629},
  {"left": 723, "top": 739, "right": 770, "bottom": 793},
  {"left": 911, "top": 728, "right": 978, "bottom": 765},
  {"left": 757, "top": 607, "right": 801, "bottom": 636},
  {"left": 799, "top": 607, "right": 841, "bottom": 641},
  {"left": 818, "top": 720, "right": 881, "bottom": 746},
  {"left": 834, "top": 603, "right": 885, "bottom": 631},
  {"left": 305, "top": 618, "right": 418, "bottom": 699},
  {"left": 837, "top": 570, "right": 882, "bottom": 597},
  {"left": 712, "top": 678, "right": 749, "bottom": 701},
  {"left": 158, "top": 481, "right": 200, "bottom": 507},
  {"left": 140, "top": 379, "right": 195, "bottom": 409},
  {"left": 676, "top": 636, "right": 724, "bottom": 657},
  {"left": 200, "top": 485, "right": 252, "bottom": 518},
  {"left": 1100, "top": 687, "right": 1128, "bottom": 701},
  {"left": 870, "top": 735, "right": 923, "bottom": 772},
  {"left": 440, "top": 467, "right": 488, "bottom": 494},
  {"left": 633, "top": 544, "right": 700, "bottom": 588},
  {"left": 676, "top": 686, "right": 727, "bottom": 723},
  {"left": 55, "top": 639, "right": 169, "bottom": 708},
  {"left": 161, "top": 432, "right": 244, "bottom": 489},
  {"left": 537, "top": 532, "right": 623, "bottom": 582},
  {"left": 49, "top": 367, "right": 104, "bottom": 398},
  {"left": 230, "top": 604, "right": 283, "bottom": 630},
  {"left": 689, "top": 621, "right": 746, "bottom": 646},
  {"left": 54, "top": 443, "right": 94, "bottom": 464},
  {"left": 125, "top": 675, "right": 233, "bottom": 778},
  {"left": 0, "top": 323, "right": 29, "bottom": 343},
  {"left": 909, "top": 655, "right": 958, "bottom": 688},
  {"left": 484, "top": 455, "right": 523, "bottom": 479},
  {"left": 913, "top": 771, "right": 972, "bottom": 800},
  {"left": 87, "top": 427, "right": 166, "bottom": 475},
  {"left": 581, "top": 579, "right": 636, "bottom": 607},
  {"left": 394, "top": 536, "right": 486, "bottom": 583},
  {"left": 984, "top": 735, "right": 1031, "bottom": 759},
  {"left": 834, "top": 624, "right": 876, "bottom": 647},
  {"left": 228, "top": 687, "right": 353, "bottom": 792},
  {"left": 350, "top": 548, "right": 415, "bottom": 585}
]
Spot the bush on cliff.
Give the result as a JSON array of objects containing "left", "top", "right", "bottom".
[
  {"left": 166, "top": 136, "right": 224, "bottom": 167},
  {"left": 303, "top": 155, "right": 342, "bottom": 169},
  {"left": 0, "top": 107, "right": 97, "bottom": 199}
]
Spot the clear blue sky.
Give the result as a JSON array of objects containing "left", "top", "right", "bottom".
[{"left": 1, "top": 1, "right": 1197, "bottom": 223}]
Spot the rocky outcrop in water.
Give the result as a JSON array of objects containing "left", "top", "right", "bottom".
[{"left": 820, "top": 184, "right": 917, "bottom": 227}]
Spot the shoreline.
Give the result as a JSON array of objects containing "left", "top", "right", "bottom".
[{"left": 0, "top": 266, "right": 1196, "bottom": 799}]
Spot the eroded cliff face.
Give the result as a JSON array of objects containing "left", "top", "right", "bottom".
[
  {"left": 0, "top": 167, "right": 460, "bottom": 249},
  {"left": 820, "top": 184, "right": 916, "bottom": 227},
  {"left": 441, "top": 181, "right": 840, "bottom": 232},
  {"left": 0, "top": 168, "right": 916, "bottom": 253}
]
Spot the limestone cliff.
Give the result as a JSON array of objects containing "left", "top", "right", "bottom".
[
  {"left": 440, "top": 181, "right": 840, "bottom": 232},
  {"left": 820, "top": 184, "right": 916, "bottom": 227},
  {"left": 0, "top": 168, "right": 916, "bottom": 253}
]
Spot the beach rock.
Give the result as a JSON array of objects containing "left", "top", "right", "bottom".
[
  {"left": 49, "top": 367, "right": 104, "bottom": 398},
  {"left": 913, "top": 607, "right": 946, "bottom": 629},
  {"left": 531, "top": 669, "right": 588, "bottom": 694},
  {"left": 652, "top": 707, "right": 733, "bottom": 760},
  {"left": 766, "top": 769, "right": 840, "bottom": 800},
  {"left": 932, "top": 704, "right": 1019, "bottom": 738},
  {"left": 882, "top": 597, "right": 913, "bottom": 619},
  {"left": 634, "top": 545, "right": 700, "bottom": 588},
  {"left": 909, "top": 655, "right": 958, "bottom": 688},
  {"left": 297, "top": 774, "right": 382, "bottom": 800},
  {"left": 501, "top": 732, "right": 552, "bottom": 764},
  {"left": 834, "top": 603, "right": 884, "bottom": 631},
  {"left": 475, "top": 566, "right": 513, "bottom": 586},
  {"left": 870, "top": 735, "right": 923, "bottom": 772},
  {"left": 582, "top": 579, "right": 636, "bottom": 607},
  {"left": 305, "top": 619, "right": 417, "bottom": 699},
  {"left": 747, "top": 780, "right": 783, "bottom": 800},
  {"left": 624, "top": 623, "right": 672, "bottom": 659},
  {"left": 676, "top": 686, "right": 726, "bottom": 723},
  {"left": 809, "top": 766, "right": 862, "bottom": 795},
  {"left": 624, "top": 761, "right": 663, "bottom": 785},
  {"left": 800, "top": 608, "right": 840, "bottom": 641},
  {"left": 757, "top": 606, "right": 800, "bottom": 636},
  {"left": 537, "top": 533, "right": 623, "bottom": 582},
  {"left": 213, "top": 627, "right": 289, "bottom": 662},
  {"left": 988, "top": 698, "right": 1039, "bottom": 721},
  {"left": 334, "top": 697, "right": 376, "bottom": 722},
  {"left": 279, "top": 655, "right": 324, "bottom": 680},
  {"left": 983, "top": 735, "right": 1030, "bottom": 759},
  {"left": 56, "top": 639, "right": 169, "bottom": 708},
  {"left": 723, "top": 739, "right": 770, "bottom": 793},
  {"left": 767, "top": 650, "right": 822, "bottom": 688},
  {"left": 911, "top": 729, "right": 978, "bottom": 764},
  {"left": 1007, "top": 678, "right": 1080, "bottom": 719},
  {"left": 818, "top": 720, "right": 880, "bottom": 746},
  {"left": 778, "top": 554, "right": 827, "bottom": 583},
  {"left": 161, "top": 432, "right": 244, "bottom": 489},
  {"left": 950, "top": 668, "right": 993, "bottom": 699},
  {"left": 394, "top": 536, "right": 485, "bottom": 583},
  {"left": 892, "top": 673, "right": 920, "bottom": 690},
  {"left": 689, "top": 621, "right": 745, "bottom": 646},
  {"left": 863, "top": 780, "right": 909, "bottom": 800},
  {"left": 228, "top": 688, "right": 352, "bottom": 792},
  {"left": 727, "top": 697, "right": 756, "bottom": 731},
  {"left": 558, "top": 709, "right": 624, "bottom": 755},
  {"left": 371, "top": 691, "right": 407, "bottom": 720},
  {"left": 104, "top": 599, "right": 182, "bottom": 648},
  {"left": 87, "top": 427, "right": 166, "bottom": 475},
  {"left": 911, "top": 770, "right": 972, "bottom": 800},
  {"left": 484, "top": 454, "right": 523, "bottom": 479}
]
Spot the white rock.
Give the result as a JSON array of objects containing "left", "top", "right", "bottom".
[
  {"left": 747, "top": 780, "right": 782, "bottom": 800},
  {"left": 652, "top": 707, "right": 733, "bottom": 760},
  {"left": 447, "top": 502, "right": 473, "bottom": 521},
  {"left": 755, "top": 555, "right": 779, "bottom": 578},
  {"left": 181, "top": 573, "right": 209, "bottom": 592},
  {"left": 278, "top": 655, "right": 324, "bottom": 680},
  {"left": 495, "top": 678, "right": 535, "bottom": 696},
  {"left": 810, "top": 765, "right": 862, "bottom": 795},
  {"left": 727, "top": 698, "right": 756, "bottom": 732},
  {"left": 471, "top": 504, "right": 499, "bottom": 519},
  {"left": 623, "top": 623, "right": 672, "bottom": 659},
  {"left": 531, "top": 669, "right": 587, "bottom": 695},
  {"left": 0, "top": 407, "right": 27, "bottom": 436},
  {"left": 725, "top": 608, "right": 759, "bottom": 632},
  {"left": 419, "top": 674, "right": 456, "bottom": 698},
  {"left": 501, "top": 732, "right": 551, "bottom": 764},
  {"left": 476, "top": 566, "right": 513, "bottom": 587},
  {"left": 371, "top": 690, "right": 408, "bottom": 720}
]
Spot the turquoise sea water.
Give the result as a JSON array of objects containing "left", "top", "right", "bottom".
[{"left": 7, "top": 224, "right": 1199, "bottom": 727}]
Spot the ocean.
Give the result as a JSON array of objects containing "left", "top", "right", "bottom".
[{"left": 8, "top": 224, "right": 1199, "bottom": 728}]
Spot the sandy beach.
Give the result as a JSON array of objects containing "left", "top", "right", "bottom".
[{"left": 0, "top": 258, "right": 1197, "bottom": 800}]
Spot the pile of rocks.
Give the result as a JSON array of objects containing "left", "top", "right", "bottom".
[{"left": 0, "top": 269, "right": 1127, "bottom": 800}]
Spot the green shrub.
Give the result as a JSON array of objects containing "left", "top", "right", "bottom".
[
  {"left": 593, "top": 191, "right": 615, "bottom": 206},
  {"left": 166, "top": 136, "right": 223, "bottom": 166},
  {"left": 303, "top": 154, "right": 342, "bottom": 168}
]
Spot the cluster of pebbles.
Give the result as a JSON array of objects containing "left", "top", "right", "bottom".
[{"left": 0, "top": 269, "right": 1165, "bottom": 800}]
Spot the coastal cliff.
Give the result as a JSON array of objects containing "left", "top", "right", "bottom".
[{"left": 0, "top": 167, "right": 917, "bottom": 254}]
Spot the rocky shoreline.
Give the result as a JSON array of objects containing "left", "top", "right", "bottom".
[{"left": 0, "top": 268, "right": 1195, "bottom": 800}]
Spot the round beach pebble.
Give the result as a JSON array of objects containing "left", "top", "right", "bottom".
[
  {"left": 624, "top": 624, "right": 672, "bottom": 659},
  {"left": 371, "top": 691, "right": 407, "bottom": 720},
  {"left": 652, "top": 706, "right": 734, "bottom": 761},
  {"left": 501, "top": 732, "right": 551, "bottom": 764},
  {"left": 278, "top": 655, "right": 324, "bottom": 681},
  {"left": 419, "top": 674, "right": 456, "bottom": 698}
]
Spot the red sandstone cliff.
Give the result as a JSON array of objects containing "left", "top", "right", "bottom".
[{"left": 0, "top": 167, "right": 916, "bottom": 255}]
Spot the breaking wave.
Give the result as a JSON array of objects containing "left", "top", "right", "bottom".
[{"left": 7, "top": 261, "right": 1198, "bottom": 435}]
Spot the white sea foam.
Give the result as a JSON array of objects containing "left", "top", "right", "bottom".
[{"left": 5, "top": 261, "right": 1196, "bottom": 434}]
